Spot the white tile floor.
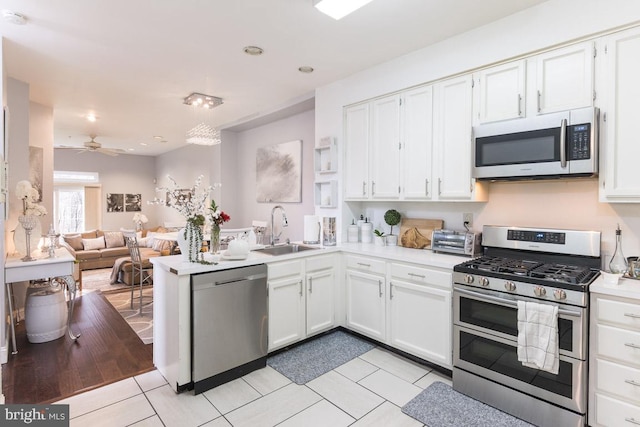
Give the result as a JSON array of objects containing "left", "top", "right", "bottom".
[{"left": 55, "top": 346, "right": 452, "bottom": 427}]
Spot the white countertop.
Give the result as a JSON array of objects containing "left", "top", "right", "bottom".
[
  {"left": 150, "top": 242, "right": 470, "bottom": 276},
  {"left": 590, "top": 274, "right": 640, "bottom": 300}
]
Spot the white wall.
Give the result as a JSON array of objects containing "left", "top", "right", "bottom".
[
  {"left": 232, "top": 109, "right": 315, "bottom": 242},
  {"left": 54, "top": 150, "right": 158, "bottom": 231},
  {"left": 315, "top": 0, "right": 640, "bottom": 261}
]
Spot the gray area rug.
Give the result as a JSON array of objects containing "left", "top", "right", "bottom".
[
  {"left": 103, "top": 288, "right": 153, "bottom": 344},
  {"left": 402, "top": 381, "right": 534, "bottom": 427},
  {"left": 267, "top": 330, "right": 375, "bottom": 384}
]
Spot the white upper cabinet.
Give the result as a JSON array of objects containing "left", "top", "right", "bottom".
[
  {"left": 434, "top": 75, "right": 486, "bottom": 201},
  {"left": 532, "top": 41, "right": 595, "bottom": 115},
  {"left": 370, "top": 94, "right": 401, "bottom": 199},
  {"left": 600, "top": 27, "right": 640, "bottom": 202},
  {"left": 476, "top": 60, "right": 526, "bottom": 124},
  {"left": 475, "top": 42, "right": 594, "bottom": 125},
  {"left": 401, "top": 85, "right": 434, "bottom": 200},
  {"left": 344, "top": 103, "right": 370, "bottom": 200}
]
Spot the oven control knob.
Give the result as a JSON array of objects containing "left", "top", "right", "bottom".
[
  {"left": 480, "top": 277, "right": 490, "bottom": 287},
  {"left": 553, "top": 289, "right": 567, "bottom": 301},
  {"left": 534, "top": 286, "right": 547, "bottom": 297},
  {"left": 504, "top": 281, "right": 516, "bottom": 292},
  {"left": 464, "top": 275, "right": 474, "bottom": 284}
]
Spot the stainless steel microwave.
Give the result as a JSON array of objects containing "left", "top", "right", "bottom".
[{"left": 472, "top": 107, "right": 599, "bottom": 181}]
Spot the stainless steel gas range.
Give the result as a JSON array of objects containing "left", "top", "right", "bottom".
[{"left": 452, "top": 225, "right": 601, "bottom": 427}]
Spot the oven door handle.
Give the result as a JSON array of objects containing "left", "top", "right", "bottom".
[{"left": 455, "top": 287, "right": 582, "bottom": 318}]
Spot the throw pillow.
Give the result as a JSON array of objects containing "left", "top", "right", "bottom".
[
  {"left": 104, "top": 231, "right": 125, "bottom": 248},
  {"left": 137, "top": 237, "right": 149, "bottom": 247},
  {"left": 81, "top": 230, "right": 98, "bottom": 239},
  {"left": 152, "top": 238, "right": 169, "bottom": 252},
  {"left": 146, "top": 232, "right": 157, "bottom": 248},
  {"left": 82, "top": 236, "right": 106, "bottom": 251},
  {"left": 63, "top": 234, "right": 84, "bottom": 251}
]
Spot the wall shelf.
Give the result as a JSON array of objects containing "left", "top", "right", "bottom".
[
  {"left": 314, "top": 180, "right": 338, "bottom": 208},
  {"left": 314, "top": 137, "right": 337, "bottom": 174}
]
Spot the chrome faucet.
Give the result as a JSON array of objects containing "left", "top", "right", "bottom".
[{"left": 270, "top": 205, "right": 288, "bottom": 246}]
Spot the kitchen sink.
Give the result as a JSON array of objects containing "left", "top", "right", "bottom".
[{"left": 253, "top": 244, "right": 320, "bottom": 256}]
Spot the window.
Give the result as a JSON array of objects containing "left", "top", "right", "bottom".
[
  {"left": 54, "top": 187, "right": 84, "bottom": 233},
  {"left": 54, "top": 171, "right": 101, "bottom": 233}
]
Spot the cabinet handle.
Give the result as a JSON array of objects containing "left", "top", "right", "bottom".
[
  {"left": 625, "top": 313, "right": 640, "bottom": 319},
  {"left": 425, "top": 179, "right": 429, "bottom": 197},
  {"left": 438, "top": 178, "right": 442, "bottom": 196},
  {"left": 372, "top": 181, "right": 376, "bottom": 196},
  {"left": 357, "top": 262, "right": 371, "bottom": 268},
  {"left": 378, "top": 280, "right": 383, "bottom": 297},
  {"left": 625, "top": 343, "right": 640, "bottom": 350},
  {"left": 362, "top": 181, "right": 366, "bottom": 196},
  {"left": 560, "top": 118, "right": 567, "bottom": 168},
  {"left": 625, "top": 418, "right": 640, "bottom": 425},
  {"left": 408, "top": 273, "right": 425, "bottom": 279},
  {"left": 517, "top": 94, "right": 522, "bottom": 116},
  {"left": 308, "top": 277, "right": 313, "bottom": 293},
  {"left": 625, "top": 379, "right": 640, "bottom": 387},
  {"left": 537, "top": 90, "right": 541, "bottom": 113},
  {"left": 390, "top": 283, "right": 394, "bottom": 299},
  {"left": 299, "top": 280, "right": 303, "bottom": 296}
]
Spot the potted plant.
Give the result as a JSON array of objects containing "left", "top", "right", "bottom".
[
  {"left": 384, "top": 209, "right": 402, "bottom": 246},
  {"left": 373, "top": 229, "right": 386, "bottom": 246}
]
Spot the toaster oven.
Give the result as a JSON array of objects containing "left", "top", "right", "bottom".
[{"left": 431, "top": 229, "right": 481, "bottom": 257}]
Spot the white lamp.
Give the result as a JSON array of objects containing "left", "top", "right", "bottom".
[{"left": 313, "top": 0, "right": 374, "bottom": 20}]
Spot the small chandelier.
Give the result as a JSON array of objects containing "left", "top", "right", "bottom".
[{"left": 184, "top": 92, "right": 223, "bottom": 146}]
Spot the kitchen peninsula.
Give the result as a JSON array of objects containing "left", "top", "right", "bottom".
[{"left": 151, "top": 244, "right": 467, "bottom": 393}]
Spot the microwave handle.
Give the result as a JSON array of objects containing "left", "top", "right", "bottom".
[{"left": 560, "top": 118, "right": 567, "bottom": 168}]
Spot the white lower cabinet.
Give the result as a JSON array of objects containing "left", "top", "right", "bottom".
[
  {"left": 268, "top": 254, "right": 336, "bottom": 352},
  {"left": 344, "top": 255, "right": 453, "bottom": 369},
  {"left": 590, "top": 292, "right": 640, "bottom": 426},
  {"left": 388, "top": 262, "right": 452, "bottom": 368}
]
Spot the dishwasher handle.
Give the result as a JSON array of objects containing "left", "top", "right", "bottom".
[{"left": 214, "top": 273, "right": 267, "bottom": 286}]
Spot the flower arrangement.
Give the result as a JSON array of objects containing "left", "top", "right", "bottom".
[
  {"left": 132, "top": 212, "right": 148, "bottom": 231},
  {"left": 208, "top": 199, "right": 230, "bottom": 226},
  {"left": 16, "top": 180, "right": 47, "bottom": 216},
  {"left": 150, "top": 175, "right": 220, "bottom": 263}
]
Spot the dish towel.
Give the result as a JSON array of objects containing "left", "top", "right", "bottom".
[{"left": 517, "top": 300, "right": 559, "bottom": 374}]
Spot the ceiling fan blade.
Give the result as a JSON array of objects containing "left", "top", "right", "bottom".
[{"left": 96, "top": 147, "right": 123, "bottom": 156}]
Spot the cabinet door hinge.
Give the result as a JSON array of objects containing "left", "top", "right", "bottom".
[
  {"left": 603, "top": 112, "right": 607, "bottom": 122},
  {"left": 398, "top": 186, "right": 401, "bottom": 194},
  {"left": 471, "top": 79, "right": 475, "bottom": 88},
  {"left": 593, "top": 90, "right": 597, "bottom": 101},
  {"left": 398, "top": 142, "right": 402, "bottom": 150},
  {"left": 399, "top": 98, "right": 402, "bottom": 106},
  {"left": 604, "top": 44, "right": 608, "bottom": 55},
  {"left": 593, "top": 45, "right": 597, "bottom": 58}
]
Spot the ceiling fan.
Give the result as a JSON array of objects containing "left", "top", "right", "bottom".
[{"left": 58, "top": 135, "right": 126, "bottom": 156}]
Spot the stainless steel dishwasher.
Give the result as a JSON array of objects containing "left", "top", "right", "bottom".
[{"left": 191, "top": 264, "right": 268, "bottom": 394}]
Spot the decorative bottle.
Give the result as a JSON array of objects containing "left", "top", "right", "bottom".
[{"left": 609, "top": 225, "right": 628, "bottom": 274}]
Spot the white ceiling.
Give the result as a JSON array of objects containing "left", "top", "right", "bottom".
[{"left": 0, "top": 0, "right": 547, "bottom": 156}]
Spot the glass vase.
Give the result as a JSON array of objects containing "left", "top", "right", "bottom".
[
  {"left": 210, "top": 224, "right": 221, "bottom": 254},
  {"left": 18, "top": 214, "right": 38, "bottom": 262}
]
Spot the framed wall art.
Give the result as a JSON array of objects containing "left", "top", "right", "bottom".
[
  {"left": 125, "top": 193, "right": 142, "bottom": 212},
  {"left": 256, "top": 139, "right": 302, "bottom": 203},
  {"left": 106, "top": 193, "right": 124, "bottom": 212}
]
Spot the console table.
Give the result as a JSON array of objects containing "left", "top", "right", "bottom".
[{"left": 5, "top": 248, "right": 78, "bottom": 354}]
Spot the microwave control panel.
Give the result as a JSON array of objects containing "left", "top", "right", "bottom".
[{"left": 568, "top": 123, "right": 591, "bottom": 160}]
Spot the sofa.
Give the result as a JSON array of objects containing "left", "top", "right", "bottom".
[{"left": 61, "top": 227, "right": 175, "bottom": 286}]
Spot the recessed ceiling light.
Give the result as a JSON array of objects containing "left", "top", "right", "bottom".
[
  {"left": 86, "top": 113, "right": 97, "bottom": 122},
  {"left": 298, "top": 66, "right": 314, "bottom": 73},
  {"left": 140, "top": 142, "right": 148, "bottom": 146},
  {"left": 128, "top": 148, "right": 135, "bottom": 152},
  {"left": 2, "top": 10, "right": 26, "bottom": 25},
  {"left": 153, "top": 135, "right": 163, "bottom": 140},
  {"left": 243, "top": 46, "right": 264, "bottom": 56}
]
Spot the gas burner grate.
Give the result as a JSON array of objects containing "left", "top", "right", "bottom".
[
  {"left": 529, "top": 263, "right": 591, "bottom": 284},
  {"left": 497, "top": 259, "right": 543, "bottom": 275}
]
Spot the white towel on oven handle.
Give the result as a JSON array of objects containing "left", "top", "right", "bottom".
[{"left": 517, "top": 300, "right": 559, "bottom": 375}]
